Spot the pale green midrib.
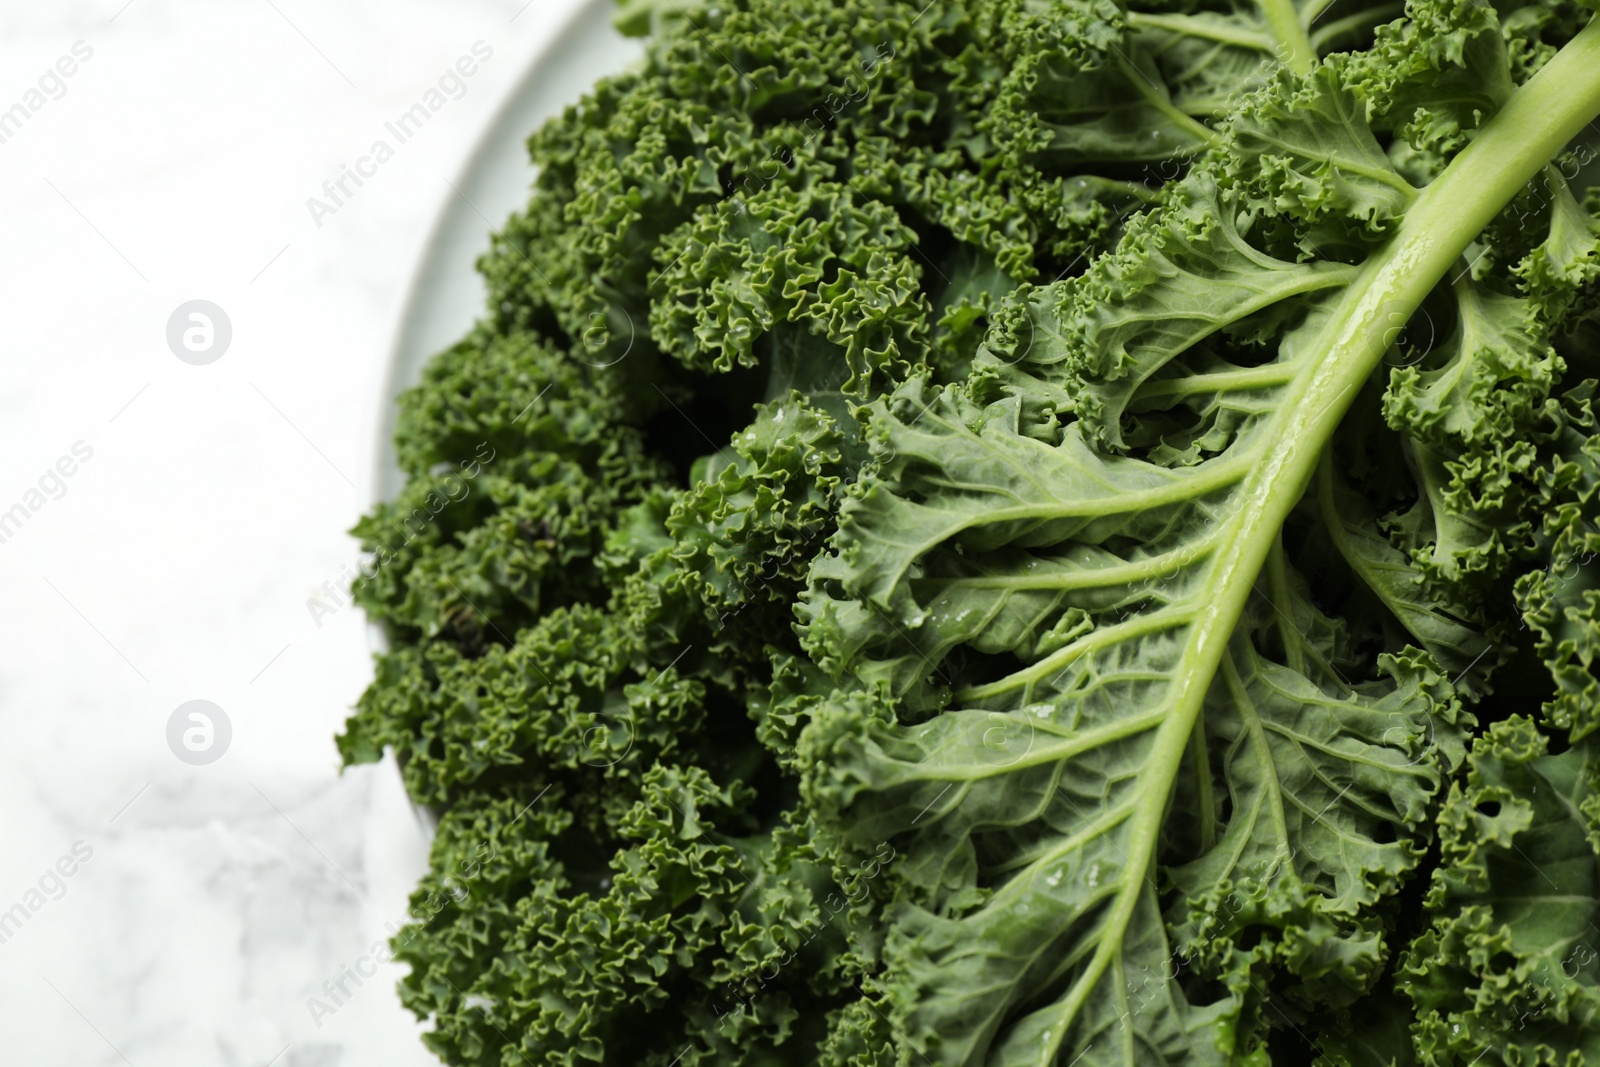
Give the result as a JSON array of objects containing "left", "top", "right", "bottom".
[
  {"left": 1124, "top": 1, "right": 1314, "bottom": 82},
  {"left": 924, "top": 538, "right": 1213, "bottom": 594},
  {"left": 918, "top": 707, "right": 1168, "bottom": 782},
  {"left": 1132, "top": 361, "right": 1299, "bottom": 407},
  {"left": 959, "top": 608, "right": 1189, "bottom": 702},
  {"left": 921, "top": 450, "right": 1251, "bottom": 537},
  {"left": 1127, "top": 12, "right": 1273, "bottom": 52},
  {"left": 1259, "top": 0, "right": 1315, "bottom": 75},
  {"left": 1036, "top": 21, "right": 1600, "bottom": 1064}
]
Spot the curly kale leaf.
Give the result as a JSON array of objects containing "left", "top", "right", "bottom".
[
  {"left": 343, "top": 0, "right": 1600, "bottom": 1062},
  {"left": 798, "top": 18, "right": 1600, "bottom": 1065},
  {"left": 350, "top": 0, "right": 1311, "bottom": 1058},
  {"left": 1397, "top": 719, "right": 1600, "bottom": 1066}
]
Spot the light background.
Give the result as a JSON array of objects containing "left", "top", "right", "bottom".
[{"left": 0, "top": 1, "right": 607, "bottom": 1063}]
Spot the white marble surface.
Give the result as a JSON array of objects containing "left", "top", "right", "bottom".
[{"left": 0, "top": 1, "right": 602, "bottom": 1063}]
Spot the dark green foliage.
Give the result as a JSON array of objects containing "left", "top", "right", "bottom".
[{"left": 341, "top": 0, "right": 1600, "bottom": 1063}]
